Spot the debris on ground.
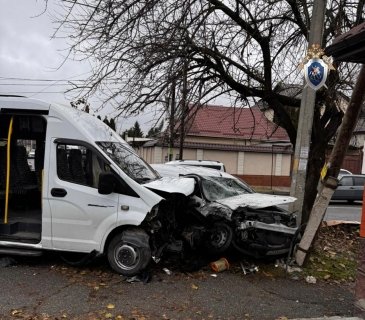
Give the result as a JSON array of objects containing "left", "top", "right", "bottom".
[
  {"left": 210, "top": 258, "right": 229, "bottom": 272},
  {"left": 275, "top": 259, "right": 303, "bottom": 274},
  {"left": 305, "top": 275, "right": 317, "bottom": 284},
  {"left": 124, "top": 271, "right": 151, "bottom": 284},
  {"left": 240, "top": 261, "right": 259, "bottom": 275},
  {"left": 163, "top": 268, "right": 172, "bottom": 275}
]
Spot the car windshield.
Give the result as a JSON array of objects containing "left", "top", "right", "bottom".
[
  {"left": 96, "top": 142, "right": 159, "bottom": 183},
  {"left": 201, "top": 176, "right": 253, "bottom": 201}
]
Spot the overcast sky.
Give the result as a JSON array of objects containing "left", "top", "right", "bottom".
[{"left": 0, "top": 0, "right": 159, "bottom": 133}]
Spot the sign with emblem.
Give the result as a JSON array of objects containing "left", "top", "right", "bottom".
[
  {"left": 304, "top": 58, "right": 328, "bottom": 90},
  {"left": 299, "top": 44, "right": 335, "bottom": 91}
]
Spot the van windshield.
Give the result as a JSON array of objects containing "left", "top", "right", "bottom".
[{"left": 96, "top": 142, "right": 159, "bottom": 183}]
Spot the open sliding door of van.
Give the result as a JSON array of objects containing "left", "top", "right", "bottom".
[{"left": 0, "top": 111, "right": 47, "bottom": 245}]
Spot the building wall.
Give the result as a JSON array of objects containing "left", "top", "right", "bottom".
[
  {"left": 203, "top": 149, "right": 238, "bottom": 173},
  {"left": 140, "top": 144, "right": 291, "bottom": 177}
]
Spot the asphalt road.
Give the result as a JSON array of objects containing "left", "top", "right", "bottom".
[
  {"left": 279, "top": 201, "right": 363, "bottom": 223},
  {"left": 0, "top": 254, "right": 355, "bottom": 320},
  {"left": 324, "top": 201, "right": 362, "bottom": 222}
]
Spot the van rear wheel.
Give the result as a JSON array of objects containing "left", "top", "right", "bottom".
[{"left": 107, "top": 229, "right": 151, "bottom": 276}]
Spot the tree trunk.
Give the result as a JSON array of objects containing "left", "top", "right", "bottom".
[{"left": 301, "top": 138, "right": 327, "bottom": 224}]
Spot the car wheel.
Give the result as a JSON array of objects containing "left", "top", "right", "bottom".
[
  {"left": 107, "top": 229, "right": 151, "bottom": 276},
  {"left": 205, "top": 221, "right": 233, "bottom": 255}
]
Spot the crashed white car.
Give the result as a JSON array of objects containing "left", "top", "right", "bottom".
[{"left": 148, "top": 164, "right": 299, "bottom": 258}]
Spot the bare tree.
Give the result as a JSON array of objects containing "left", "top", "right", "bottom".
[{"left": 54, "top": 0, "right": 364, "bottom": 223}]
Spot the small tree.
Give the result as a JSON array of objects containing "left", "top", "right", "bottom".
[
  {"left": 147, "top": 121, "right": 164, "bottom": 138},
  {"left": 123, "top": 121, "right": 144, "bottom": 139},
  {"left": 109, "top": 118, "right": 116, "bottom": 131}
]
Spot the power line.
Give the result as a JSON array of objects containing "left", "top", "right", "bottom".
[
  {"left": 0, "top": 91, "right": 69, "bottom": 94},
  {"left": 0, "top": 76, "right": 129, "bottom": 83},
  {"left": 0, "top": 77, "right": 85, "bottom": 82},
  {"left": 0, "top": 83, "right": 75, "bottom": 86}
]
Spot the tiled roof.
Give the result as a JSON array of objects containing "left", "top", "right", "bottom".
[{"left": 186, "top": 105, "right": 289, "bottom": 141}]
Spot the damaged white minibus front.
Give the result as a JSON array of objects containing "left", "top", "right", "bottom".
[{"left": 0, "top": 96, "right": 190, "bottom": 276}]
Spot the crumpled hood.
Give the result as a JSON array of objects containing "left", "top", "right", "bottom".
[
  {"left": 144, "top": 176, "right": 195, "bottom": 196},
  {"left": 215, "top": 193, "right": 296, "bottom": 210}
]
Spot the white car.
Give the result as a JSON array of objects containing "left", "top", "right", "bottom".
[
  {"left": 165, "top": 159, "right": 226, "bottom": 171},
  {"left": 150, "top": 164, "right": 299, "bottom": 257}
]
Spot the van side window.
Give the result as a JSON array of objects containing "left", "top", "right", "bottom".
[{"left": 56, "top": 144, "right": 107, "bottom": 188}]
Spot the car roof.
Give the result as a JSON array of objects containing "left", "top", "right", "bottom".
[
  {"left": 340, "top": 174, "right": 364, "bottom": 177},
  {"left": 166, "top": 159, "right": 223, "bottom": 165}
]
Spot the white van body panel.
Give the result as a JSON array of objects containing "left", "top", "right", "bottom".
[
  {"left": 0, "top": 97, "right": 163, "bottom": 253},
  {"left": 44, "top": 105, "right": 163, "bottom": 252}
]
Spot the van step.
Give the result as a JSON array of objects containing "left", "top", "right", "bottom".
[{"left": 0, "top": 247, "right": 43, "bottom": 257}]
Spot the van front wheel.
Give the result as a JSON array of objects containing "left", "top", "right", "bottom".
[{"left": 107, "top": 229, "right": 151, "bottom": 276}]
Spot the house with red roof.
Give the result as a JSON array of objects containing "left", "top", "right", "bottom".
[{"left": 140, "top": 104, "right": 294, "bottom": 190}]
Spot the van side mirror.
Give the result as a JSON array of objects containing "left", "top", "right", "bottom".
[{"left": 98, "top": 172, "right": 116, "bottom": 195}]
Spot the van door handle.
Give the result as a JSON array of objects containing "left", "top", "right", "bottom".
[{"left": 51, "top": 188, "right": 67, "bottom": 197}]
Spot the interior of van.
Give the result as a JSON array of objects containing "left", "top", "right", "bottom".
[{"left": 0, "top": 114, "right": 46, "bottom": 244}]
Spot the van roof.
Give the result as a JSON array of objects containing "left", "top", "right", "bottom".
[
  {"left": 0, "top": 96, "right": 51, "bottom": 112},
  {"left": 0, "top": 96, "right": 127, "bottom": 146}
]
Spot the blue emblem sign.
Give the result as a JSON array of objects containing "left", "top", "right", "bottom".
[{"left": 304, "top": 58, "right": 328, "bottom": 91}]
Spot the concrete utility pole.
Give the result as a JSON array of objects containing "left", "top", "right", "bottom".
[
  {"left": 296, "top": 64, "right": 365, "bottom": 267},
  {"left": 289, "top": 0, "right": 327, "bottom": 222}
]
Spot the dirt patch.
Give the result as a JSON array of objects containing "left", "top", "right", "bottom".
[{"left": 303, "top": 223, "right": 360, "bottom": 283}]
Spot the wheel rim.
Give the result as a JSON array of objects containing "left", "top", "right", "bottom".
[
  {"left": 210, "top": 228, "right": 228, "bottom": 248},
  {"left": 115, "top": 244, "right": 140, "bottom": 271}
]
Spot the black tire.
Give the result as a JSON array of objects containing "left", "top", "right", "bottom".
[
  {"left": 107, "top": 229, "right": 151, "bottom": 276},
  {"left": 205, "top": 222, "right": 233, "bottom": 255}
]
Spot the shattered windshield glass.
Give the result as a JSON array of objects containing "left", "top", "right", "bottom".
[
  {"left": 96, "top": 142, "right": 159, "bottom": 183},
  {"left": 201, "top": 176, "right": 253, "bottom": 201}
]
